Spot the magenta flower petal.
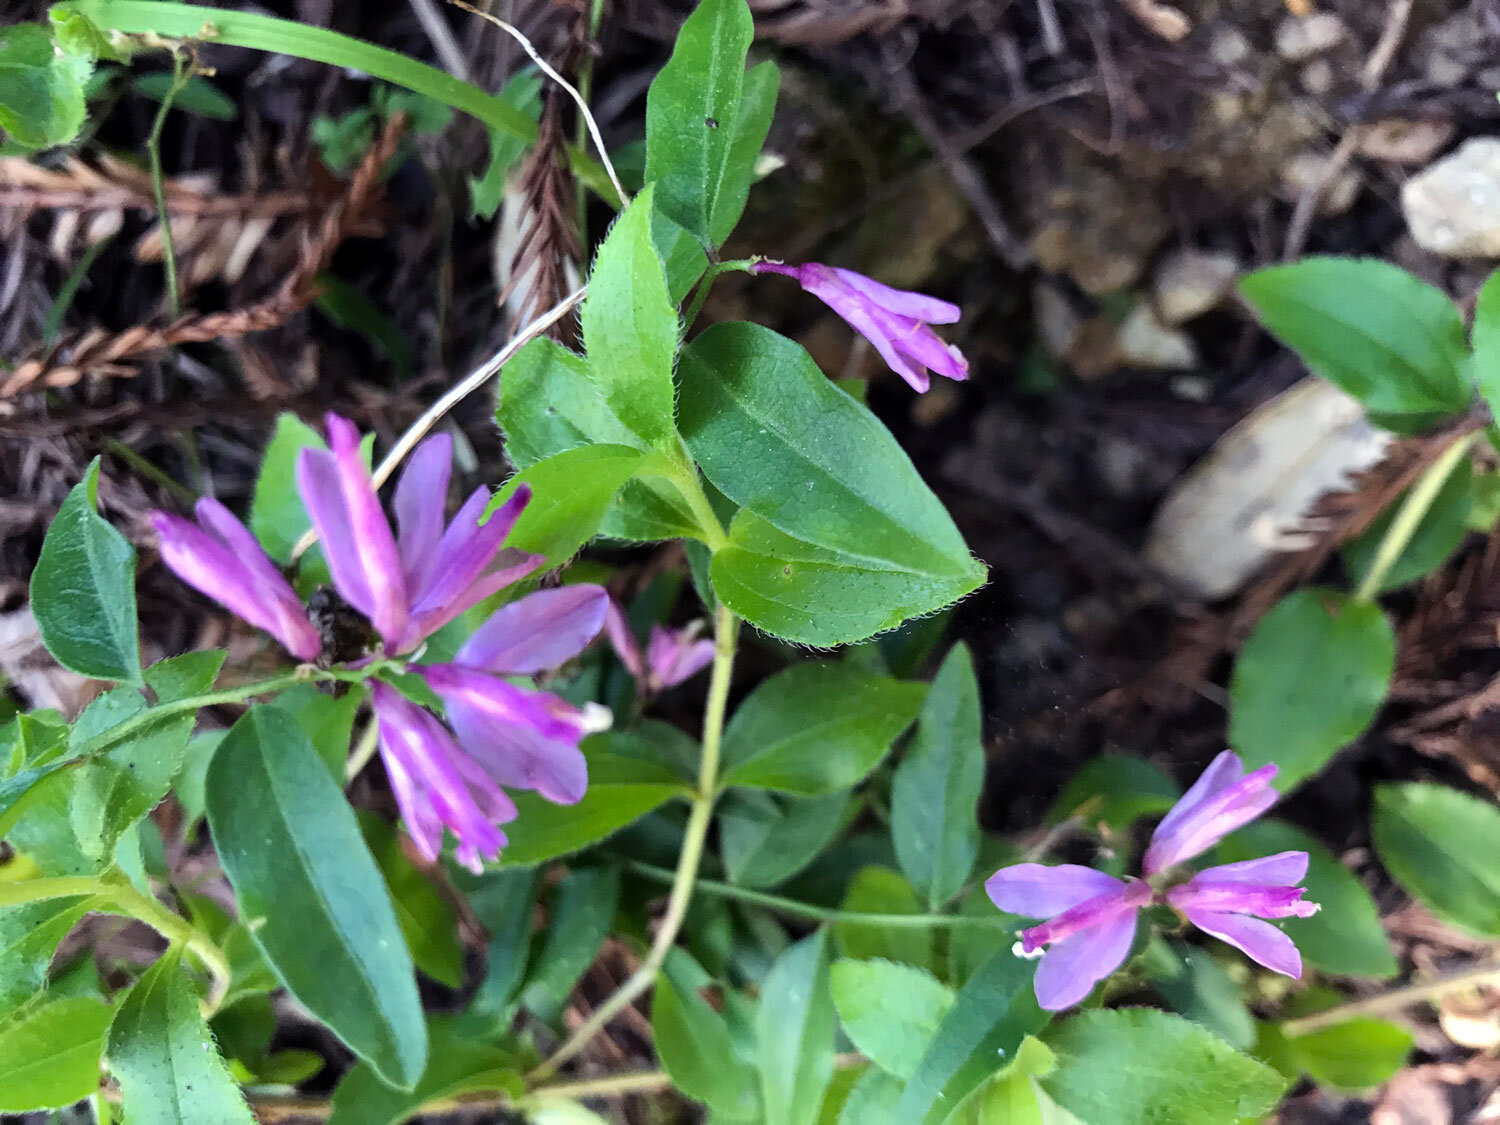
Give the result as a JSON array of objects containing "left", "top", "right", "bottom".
[
  {"left": 393, "top": 432, "right": 452, "bottom": 596},
  {"left": 1019, "top": 881, "right": 1151, "bottom": 951},
  {"left": 751, "top": 261, "right": 968, "bottom": 393},
  {"left": 457, "top": 585, "right": 609, "bottom": 674},
  {"left": 1181, "top": 908, "right": 1303, "bottom": 978},
  {"left": 1033, "top": 910, "right": 1140, "bottom": 1011},
  {"left": 985, "top": 863, "right": 1127, "bottom": 919},
  {"left": 1167, "top": 880, "right": 1319, "bottom": 920},
  {"left": 1143, "top": 753, "right": 1279, "bottom": 875},
  {"left": 151, "top": 505, "right": 321, "bottom": 661},
  {"left": 420, "top": 664, "right": 609, "bottom": 805},
  {"left": 830, "top": 267, "right": 962, "bottom": 324},
  {"left": 370, "top": 682, "right": 516, "bottom": 872},
  {"left": 297, "top": 415, "right": 408, "bottom": 650},
  {"left": 1193, "top": 851, "right": 1309, "bottom": 887},
  {"left": 646, "top": 625, "right": 715, "bottom": 690},
  {"left": 603, "top": 600, "right": 646, "bottom": 681},
  {"left": 405, "top": 551, "right": 546, "bottom": 646}
]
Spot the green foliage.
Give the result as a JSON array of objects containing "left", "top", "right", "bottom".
[
  {"left": 0, "top": 894, "right": 95, "bottom": 1009},
  {"left": 491, "top": 444, "right": 649, "bottom": 567},
  {"left": 835, "top": 866, "right": 934, "bottom": 971},
  {"left": 1267, "top": 1017, "right": 1414, "bottom": 1092},
  {"left": 1342, "top": 459, "right": 1472, "bottom": 592},
  {"left": 830, "top": 958, "right": 954, "bottom": 1079},
  {"left": 1474, "top": 270, "right": 1500, "bottom": 422},
  {"left": 1239, "top": 257, "right": 1472, "bottom": 421},
  {"left": 469, "top": 71, "right": 542, "bottom": 220},
  {"left": 0, "top": 20, "right": 95, "bottom": 150},
  {"left": 251, "top": 413, "right": 325, "bottom": 563},
  {"left": 1143, "top": 940, "right": 1255, "bottom": 1050},
  {"left": 0, "top": 994, "right": 114, "bottom": 1112},
  {"left": 132, "top": 71, "right": 237, "bottom": 120},
  {"left": 644, "top": 0, "right": 776, "bottom": 247},
  {"left": 680, "top": 323, "right": 985, "bottom": 642},
  {"left": 1047, "top": 753, "right": 1180, "bottom": 832},
  {"left": 1372, "top": 782, "right": 1500, "bottom": 936},
  {"left": 1229, "top": 589, "right": 1394, "bottom": 790},
  {"left": 1040, "top": 1008, "right": 1286, "bottom": 1125},
  {"left": 1215, "top": 819, "right": 1397, "bottom": 979},
  {"left": 107, "top": 949, "right": 255, "bottom": 1124},
  {"left": 206, "top": 706, "right": 427, "bottom": 1089},
  {"left": 757, "top": 929, "right": 837, "bottom": 1125},
  {"left": 359, "top": 813, "right": 464, "bottom": 988},
  {"left": 892, "top": 644, "right": 984, "bottom": 908},
  {"left": 653, "top": 951, "right": 760, "bottom": 1119},
  {"left": 520, "top": 867, "right": 621, "bottom": 1024},
  {"left": 720, "top": 790, "right": 851, "bottom": 888},
  {"left": 32, "top": 458, "right": 142, "bottom": 683}
]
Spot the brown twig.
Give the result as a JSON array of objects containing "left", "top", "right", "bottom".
[
  {"left": 0, "top": 155, "right": 315, "bottom": 220},
  {"left": 1, "top": 115, "right": 410, "bottom": 398}
]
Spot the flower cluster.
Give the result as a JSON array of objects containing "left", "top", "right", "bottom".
[
  {"left": 986, "top": 751, "right": 1320, "bottom": 1010},
  {"left": 151, "top": 415, "right": 610, "bottom": 871},
  {"left": 603, "top": 600, "right": 714, "bottom": 696},
  {"left": 751, "top": 261, "right": 969, "bottom": 393}
]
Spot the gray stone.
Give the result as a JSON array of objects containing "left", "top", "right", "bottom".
[
  {"left": 1275, "top": 14, "right": 1347, "bottom": 63},
  {"left": 1402, "top": 138, "right": 1500, "bottom": 259},
  {"left": 1152, "top": 247, "right": 1241, "bottom": 325}
]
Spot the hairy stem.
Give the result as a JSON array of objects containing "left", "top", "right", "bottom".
[
  {"left": 1281, "top": 959, "right": 1500, "bottom": 1037},
  {"left": 1353, "top": 431, "right": 1478, "bottom": 602},
  {"left": 528, "top": 604, "right": 739, "bottom": 1082}
]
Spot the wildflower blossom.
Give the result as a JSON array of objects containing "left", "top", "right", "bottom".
[
  {"left": 986, "top": 751, "right": 1319, "bottom": 1010},
  {"left": 750, "top": 261, "right": 969, "bottom": 392},
  {"left": 150, "top": 498, "right": 322, "bottom": 661},
  {"left": 603, "top": 600, "right": 715, "bottom": 694}
]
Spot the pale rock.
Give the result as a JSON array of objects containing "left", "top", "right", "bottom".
[
  {"left": 1299, "top": 59, "right": 1334, "bottom": 97},
  {"left": 1116, "top": 303, "right": 1199, "bottom": 371},
  {"left": 1209, "top": 25, "right": 1251, "bottom": 67},
  {"left": 1034, "top": 281, "right": 1083, "bottom": 361},
  {"left": 1278, "top": 150, "right": 1362, "bottom": 216},
  {"left": 1402, "top": 138, "right": 1500, "bottom": 259},
  {"left": 1357, "top": 117, "right": 1456, "bottom": 166},
  {"left": 1153, "top": 247, "right": 1241, "bottom": 325},
  {"left": 1275, "top": 14, "right": 1347, "bottom": 62}
]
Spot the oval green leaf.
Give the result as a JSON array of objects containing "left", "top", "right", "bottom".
[
  {"left": 1372, "top": 781, "right": 1500, "bottom": 937},
  {"left": 0, "top": 995, "right": 113, "bottom": 1112},
  {"left": 756, "top": 930, "right": 836, "bottom": 1125},
  {"left": 830, "top": 958, "right": 955, "bottom": 1080}
]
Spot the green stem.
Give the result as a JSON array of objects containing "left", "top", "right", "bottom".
[
  {"left": 666, "top": 458, "right": 728, "bottom": 551},
  {"left": 1353, "top": 431, "right": 1479, "bottom": 602},
  {"left": 682, "top": 258, "right": 756, "bottom": 331},
  {"left": 71, "top": 669, "right": 315, "bottom": 757},
  {"left": 344, "top": 715, "right": 380, "bottom": 782},
  {"left": 65, "top": 0, "right": 618, "bottom": 205},
  {"left": 102, "top": 436, "right": 196, "bottom": 505},
  {"left": 0, "top": 876, "right": 232, "bottom": 1015},
  {"left": 1281, "top": 959, "right": 1500, "bottom": 1037},
  {"left": 624, "top": 861, "right": 1013, "bottom": 930},
  {"left": 145, "top": 49, "right": 189, "bottom": 317},
  {"left": 528, "top": 604, "right": 739, "bottom": 1082}
]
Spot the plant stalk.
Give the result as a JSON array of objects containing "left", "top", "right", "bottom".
[{"left": 1282, "top": 959, "right": 1500, "bottom": 1037}]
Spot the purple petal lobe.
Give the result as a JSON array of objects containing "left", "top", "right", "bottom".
[
  {"left": 1183, "top": 908, "right": 1303, "bottom": 978},
  {"left": 1033, "top": 911, "right": 1139, "bottom": 1010},
  {"left": 1168, "top": 879, "right": 1318, "bottom": 919},
  {"left": 324, "top": 414, "right": 407, "bottom": 649},
  {"left": 393, "top": 433, "right": 452, "bottom": 596},
  {"left": 403, "top": 487, "right": 525, "bottom": 647},
  {"left": 985, "top": 863, "right": 1126, "bottom": 919},
  {"left": 830, "top": 267, "right": 963, "bottom": 323},
  {"left": 1193, "top": 851, "right": 1309, "bottom": 887},
  {"left": 603, "top": 600, "right": 645, "bottom": 680},
  {"left": 1152, "top": 751, "right": 1244, "bottom": 843},
  {"left": 457, "top": 585, "right": 609, "bottom": 674},
  {"left": 1144, "top": 755, "right": 1279, "bottom": 875},
  {"left": 647, "top": 625, "right": 715, "bottom": 690},
  {"left": 1020, "top": 881, "right": 1151, "bottom": 950}
]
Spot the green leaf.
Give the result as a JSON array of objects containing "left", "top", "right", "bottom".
[
  {"left": 270, "top": 683, "right": 363, "bottom": 780},
  {"left": 835, "top": 866, "right": 934, "bottom": 972},
  {"left": 721, "top": 790, "right": 851, "bottom": 888},
  {"left": 468, "top": 71, "right": 543, "bottom": 220},
  {"left": 1283, "top": 1018, "right": 1413, "bottom": 1092},
  {"left": 653, "top": 951, "right": 761, "bottom": 1119},
  {"left": 315, "top": 274, "right": 415, "bottom": 377},
  {"left": 458, "top": 867, "right": 538, "bottom": 1020},
  {"left": 0, "top": 756, "right": 78, "bottom": 840},
  {"left": 1040, "top": 1008, "right": 1285, "bottom": 1125},
  {"left": 1215, "top": 819, "right": 1396, "bottom": 979},
  {"left": 71, "top": 651, "right": 223, "bottom": 863},
  {"left": 1239, "top": 257, "right": 1472, "bottom": 419},
  {"left": 1046, "top": 753, "right": 1180, "bottom": 832},
  {"left": 327, "top": 1017, "right": 522, "bottom": 1125},
  {"left": 0, "top": 894, "right": 94, "bottom": 1009},
  {"left": 711, "top": 60, "right": 778, "bottom": 245},
  {"left": 644, "top": 0, "right": 756, "bottom": 246},
  {"left": 359, "top": 813, "right": 463, "bottom": 989},
  {"left": 893, "top": 644, "right": 983, "bottom": 909},
  {"left": 252, "top": 413, "right": 325, "bottom": 564},
  {"left": 830, "top": 959, "right": 955, "bottom": 1079},
  {"left": 132, "top": 71, "right": 237, "bottom": 120},
  {"left": 497, "top": 337, "right": 703, "bottom": 543},
  {"left": 31, "top": 458, "right": 141, "bottom": 683},
  {"left": 1343, "top": 459, "right": 1472, "bottom": 593},
  {"left": 107, "top": 949, "right": 255, "bottom": 1124},
  {"left": 496, "top": 742, "right": 687, "bottom": 867},
  {"left": 680, "top": 323, "right": 981, "bottom": 578},
  {"left": 838, "top": 1068, "right": 904, "bottom": 1125},
  {"left": 652, "top": 205, "right": 709, "bottom": 305},
  {"left": 580, "top": 185, "right": 679, "bottom": 450},
  {"left": 491, "top": 444, "right": 648, "bottom": 568},
  {"left": 1229, "top": 589, "right": 1394, "bottom": 791},
  {"left": 895, "top": 952, "right": 1049, "bottom": 1124},
  {"left": 757, "top": 929, "right": 837, "bottom": 1125},
  {"left": 0, "top": 23, "right": 91, "bottom": 150},
  {"left": 520, "top": 866, "right": 621, "bottom": 1024},
  {"left": 719, "top": 662, "right": 926, "bottom": 794},
  {"left": 1143, "top": 940, "right": 1255, "bottom": 1050},
  {"left": 206, "top": 706, "right": 427, "bottom": 1089},
  {"left": 0, "top": 995, "right": 113, "bottom": 1112},
  {"left": 943, "top": 1035, "right": 1083, "bottom": 1125},
  {"left": 1475, "top": 270, "right": 1500, "bottom": 423},
  {"left": 1372, "top": 782, "right": 1500, "bottom": 937}
]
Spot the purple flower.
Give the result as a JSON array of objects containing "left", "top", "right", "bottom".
[
  {"left": 150, "top": 498, "right": 322, "bottom": 662},
  {"left": 603, "top": 600, "right": 715, "bottom": 694},
  {"left": 297, "top": 416, "right": 544, "bottom": 654},
  {"left": 986, "top": 751, "right": 1319, "bottom": 1010},
  {"left": 751, "top": 261, "right": 968, "bottom": 392},
  {"left": 368, "top": 584, "right": 611, "bottom": 868}
]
